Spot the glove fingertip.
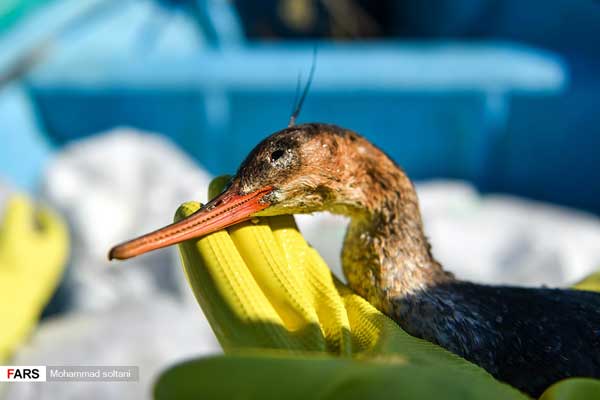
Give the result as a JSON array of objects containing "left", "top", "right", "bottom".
[
  {"left": 208, "top": 175, "right": 232, "bottom": 200},
  {"left": 1, "top": 194, "right": 34, "bottom": 231},
  {"left": 174, "top": 201, "right": 202, "bottom": 222},
  {"left": 0, "top": 194, "right": 34, "bottom": 237}
]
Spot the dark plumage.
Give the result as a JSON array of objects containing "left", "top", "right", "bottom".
[
  {"left": 109, "top": 122, "right": 600, "bottom": 396},
  {"left": 397, "top": 282, "right": 600, "bottom": 396}
]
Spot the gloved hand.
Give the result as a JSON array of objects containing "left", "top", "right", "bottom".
[
  {"left": 155, "top": 177, "right": 525, "bottom": 399},
  {"left": 155, "top": 177, "right": 600, "bottom": 399},
  {"left": 0, "top": 195, "right": 69, "bottom": 362}
]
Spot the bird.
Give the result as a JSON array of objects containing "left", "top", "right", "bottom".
[{"left": 109, "top": 123, "right": 600, "bottom": 397}]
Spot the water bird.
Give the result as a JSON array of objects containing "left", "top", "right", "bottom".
[{"left": 109, "top": 123, "right": 600, "bottom": 396}]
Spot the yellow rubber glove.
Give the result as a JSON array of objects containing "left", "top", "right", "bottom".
[
  {"left": 0, "top": 195, "right": 69, "bottom": 362},
  {"left": 155, "top": 176, "right": 527, "bottom": 399},
  {"left": 573, "top": 271, "right": 600, "bottom": 292}
]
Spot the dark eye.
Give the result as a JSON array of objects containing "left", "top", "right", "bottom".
[{"left": 270, "top": 149, "right": 285, "bottom": 163}]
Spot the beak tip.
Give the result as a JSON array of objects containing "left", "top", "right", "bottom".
[{"left": 108, "top": 246, "right": 124, "bottom": 261}]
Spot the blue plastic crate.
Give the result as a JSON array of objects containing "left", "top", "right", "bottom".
[{"left": 0, "top": 0, "right": 567, "bottom": 201}]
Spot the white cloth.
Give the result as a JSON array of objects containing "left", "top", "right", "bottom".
[{"left": 40, "top": 128, "right": 212, "bottom": 310}]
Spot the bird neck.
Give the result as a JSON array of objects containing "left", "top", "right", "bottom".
[{"left": 341, "top": 179, "right": 454, "bottom": 313}]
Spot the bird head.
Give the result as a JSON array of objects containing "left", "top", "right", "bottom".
[{"left": 108, "top": 123, "right": 404, "bottom": 260}]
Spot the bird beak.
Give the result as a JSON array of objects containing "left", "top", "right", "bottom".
[{"left": 108, "top": 185, "right": 273, "bottom": 260}]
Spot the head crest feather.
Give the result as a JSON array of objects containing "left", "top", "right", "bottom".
[{"left": 288, "top": 48, "right": 317, "bottom": 127}]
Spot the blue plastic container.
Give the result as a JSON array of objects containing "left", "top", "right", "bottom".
[{"left": 0, "top": 0, "right": 570, "bottom": 208}]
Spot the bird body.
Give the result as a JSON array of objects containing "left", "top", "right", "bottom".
[
  {"left": 395, "top": 282, "right": 600, "bottom": 396},
  {"left": 110, "top": 123, "right": 600, "bottom": 396}
]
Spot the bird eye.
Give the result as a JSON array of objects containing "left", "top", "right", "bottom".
[{"left": 270, "top": 149, "right": 285, "bottom": 163}]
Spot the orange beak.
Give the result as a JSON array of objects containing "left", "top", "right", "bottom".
[{"left": 108, "top": 186, "right": 273, "bottom": 260}]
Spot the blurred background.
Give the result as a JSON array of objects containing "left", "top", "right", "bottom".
[{"left": 0, "top": 0, "right": 599, "bottom": 398}]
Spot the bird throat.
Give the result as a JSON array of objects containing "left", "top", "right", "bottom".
[{"left": 340, "top": 185, "right": 454, "bottom": 315}]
